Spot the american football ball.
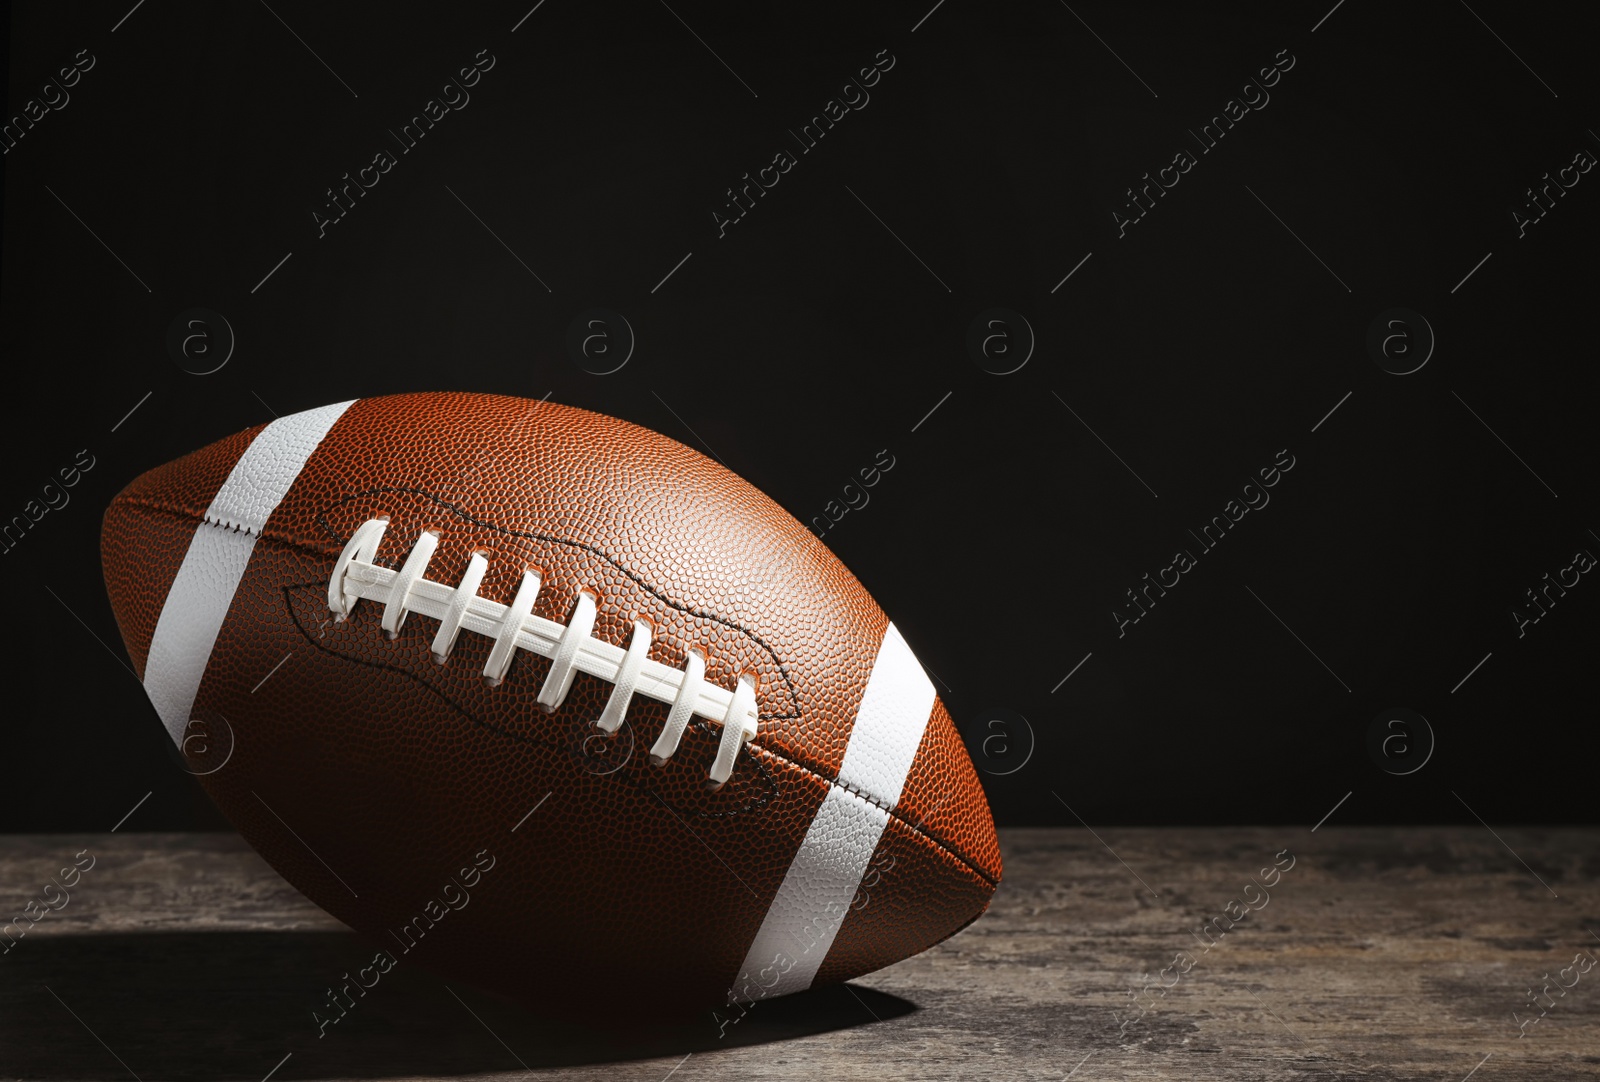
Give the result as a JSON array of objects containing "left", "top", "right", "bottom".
[{"left": 101, "top": 392, "right": 1001, "bottom": 1011}]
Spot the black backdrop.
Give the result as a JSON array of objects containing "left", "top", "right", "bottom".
[{"left": 3, "top": 0, "right": 1595, "bottom": 832}]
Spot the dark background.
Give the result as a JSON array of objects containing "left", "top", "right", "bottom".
[{"left": 2, "top": 0, "right": 1595, "bottom": 832}]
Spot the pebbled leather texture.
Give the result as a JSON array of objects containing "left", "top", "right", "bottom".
[
  {"left": 834, "top": 623, "right": 937, "bottom": 809},
  {"left": 205, "top": 401, "right": 355, "bottom": 534},
  {"left": 100, "top": 392, "right": 1001, "bottom": 1008},
  {"left": 140, "top": 522, "right": 256, "bottom": 744}
]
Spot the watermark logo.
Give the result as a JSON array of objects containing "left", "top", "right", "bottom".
[
  {"left": 807, "top": 448, "right": 895, "bottom": 538},
  {"left": 565, "top": 308, "right": 634, "bottom": 375},
  {"left": 1, "top": 49, "right": 95, "bottom": 157},
  {"left": 0, "top": 449, "right": 95, "bottom": 558},
  {"left": 1, "top": 846, "right": 94, "bottom": 955},
  {"left": 1365, "top": 707, "right": 1434, "bottom": 775},
  {"left": 316, "top": 848, "right": 496, "bottom": 1038},
  {"left": 1112, "top": 48, "right": 1296, "bottom": 238},
  {"left": 966, "top": 309, "right": 1034, "bottom": 375},
  {"left": 312, "top": 50, "right": 497, "bottom": 240},
  {"left": 1514, "top": 946, "right": 1596, "bottom": 1037},
  {"left": 1114, "top": 449, "right": 1296, "bottom": 637},
  {"left": 1117, "top": 849, "right": 1295, "bottom": 1038},
  {"left": 711, "top": 49, "right": 896, "bottom": 239},
  {"left": 1365, "top": 308, "right": 1434, "bottom": 376},
  {"left": 166, "top": 308, "right": 235, "bottom": 375},
  {"left": 575, "top": 718, "right": 634, "bottom": 775},
  {"left": 963, "top": 707, "right": 1035, "bottom": 776},
  {"left": 715, "top": 846, "right": 896, "bottom": 1034},
  {"left": 177, "top": 714, "right": 235, "bottom": 776},
  {"left": 1510, "top": 143, "right": 1596, "bottom": 239},
  {"left": 1510, "top": 546, "right": 1594, "bottom": 638}
]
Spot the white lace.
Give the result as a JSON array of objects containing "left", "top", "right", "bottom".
[{"left": 326, "top": 518, "right": 759, "bottom": 785}]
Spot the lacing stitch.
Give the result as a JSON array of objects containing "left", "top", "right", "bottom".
[{"left": 327, "top": 518, "right": 759, "bottom": 786}]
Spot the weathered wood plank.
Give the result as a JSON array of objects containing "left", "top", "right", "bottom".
[{"left": 2, "top": 828, "right": 1595, "bottom": 1080}]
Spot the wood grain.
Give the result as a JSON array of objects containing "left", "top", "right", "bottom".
[{"left": 2, "top": 827, "right": 1595, "bottom": 1080}]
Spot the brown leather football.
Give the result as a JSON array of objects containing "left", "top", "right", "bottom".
[{"left": 100, "top": 392, "right": 1001, "bottom": 1012}]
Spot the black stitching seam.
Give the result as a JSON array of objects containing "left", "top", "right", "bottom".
[
  {"left": 741, "top": 742, "right": 1000, "bottom": 889},
  {"left": 125, "top": 495, "right": 998, "bottom": 885},
  {"left": 201, "top": 515, "right": 262, "bottom": 537},
  {"left": 282, "top": 582, "right": 781, "bottom": 822},
  {"left": 292, "top": 578, "right": 996, "bottom": 884},
  {"left": 313, "top": 486, "right": 804, "bottom": 723},
  {"left": 313, "top": 494, "right": 998, "bottom": 886}
]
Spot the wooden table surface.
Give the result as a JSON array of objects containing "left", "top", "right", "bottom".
[{"left": 3, "top": 828, "right": 1596, "bottom": 1081}]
